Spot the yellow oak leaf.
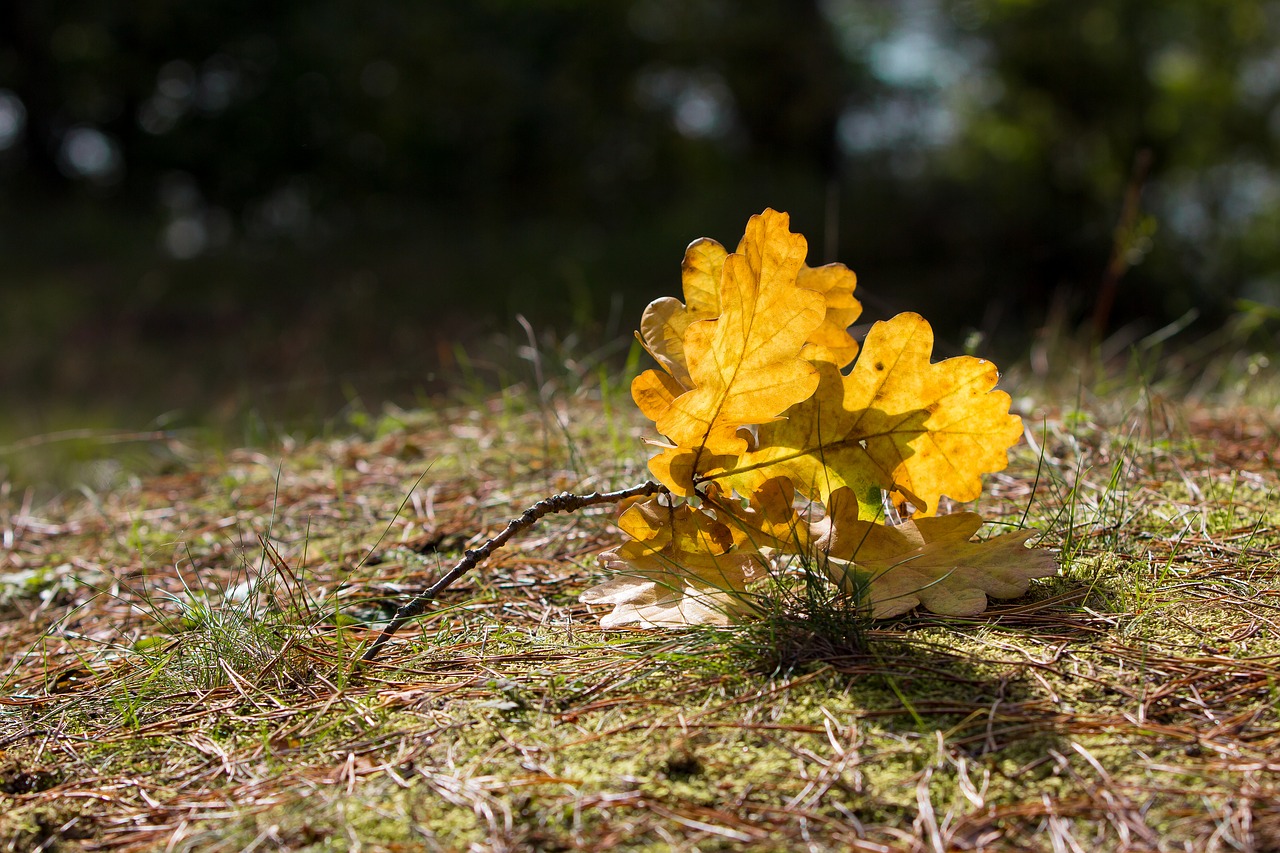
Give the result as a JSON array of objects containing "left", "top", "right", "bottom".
[
  {"left": 796, "top": 263, "right": 862, "bottom": 369},
  {"left": 820, "top": 511, "right": 1059, "bottom": 618},
  {"left": 591, "top": 210, "right": 1054, "bottom": 631},
  {"left": 631, "top": 208, "right": 825, "bottom": 477},
  {"left": 715, "top": 312, "right": 1022, "bottom": 515},
  {"left": 636, "top": 297, "right": 696, "bottom": 388},
  {"left": 637, "top": 238, "right": 726, "bottom": 386},
  {"left": 579, "top": 496, "right": 765, "bottom": 627},
  {"left": 645, "top": 445, "right": 738, "bottom": 499},
  {"left": 637, "top": 233, "right": 862, "bottom": 386},
  {"left": 678, "top": 236, "right": 725, "bottom": 317},
  {"left": 703, "top": 478, "right": 813, "bottom": 554}
]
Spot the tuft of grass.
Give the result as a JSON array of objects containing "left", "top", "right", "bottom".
[{"left": 735, "top": 552, "right": 874, "bottom": 674}]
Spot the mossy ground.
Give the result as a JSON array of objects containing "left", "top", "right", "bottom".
[{"left": 2, "top": 361, "right": 1278, "bottom": 852}]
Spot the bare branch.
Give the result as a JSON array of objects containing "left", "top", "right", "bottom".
[{"left": 359, "top": 480, "right": 666, "bottom": 668}]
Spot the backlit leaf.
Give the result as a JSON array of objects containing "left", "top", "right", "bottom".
[
  {"left": 717, "top": 312, "right": 1022, "bottom": 515},
  {"left": 796, "top": 263, "right": 862, "bottom": 369},
  {"left": 638, "top": 236, "right": 862, "bottom": 385},
  {"left": 632, "top": 209, "right": 825, "bottom": 481},
  {"left": 821, "top": 511, "right": 1059, "bottom": 618},
  {"left": 580, "top": 496, "right": 765, "bottom": 627},
  {"left": 637, "top": 238, "right": 726, "bottom": 386},
  {"left": 590, "top": 209, "right": 1055, "bottom": 629}
]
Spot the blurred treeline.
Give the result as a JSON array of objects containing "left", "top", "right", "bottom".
[{"left": 2, "top": 0, "right": 1279, "bottom": 429}]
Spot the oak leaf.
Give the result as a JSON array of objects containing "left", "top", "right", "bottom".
[
  {"left": 588, "top": 209, "right": 1054, "bottom": 631},
  {"left": 717, "top": 312, "right": 1022, "bottom": 515},
  {"left": 637, "top": 237, "right": 726, "bottom": 387},
  {"left": 717, "top": 486, "right": 1057, "bottom": 621},
  {"left": 820, "top": 510, "right": 1059, "bottom": 618},
  {"left": 638, "top": 233, "right": 863, "bottom": 387},
  {"left": 632, "top": 209, "right": 826, "bottom": 479},
  {"left": 795, "top": 263, "right": 863, "bottom": 368},
  {"left": 703, "top": 478, "right": 814, "bottom": 555},
  {"left": 580, "top": 496, "right": 765, "bottom": 627}
]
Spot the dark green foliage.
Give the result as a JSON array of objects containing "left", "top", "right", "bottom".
[{"left": 0, "top": 0, "right": 1277, "bottom": 430}]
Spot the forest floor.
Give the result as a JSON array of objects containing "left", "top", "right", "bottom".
[{"left": 1, "top": 352, "right": 1278, "bottom": 852}]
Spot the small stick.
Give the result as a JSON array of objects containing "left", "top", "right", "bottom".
[{"left": 359, "top": 480, "right": 666, "bottom": 667}]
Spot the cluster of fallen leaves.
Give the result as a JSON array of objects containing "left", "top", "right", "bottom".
[{"left": 583, "top": 209, "right": 1057, "bottom": 627}]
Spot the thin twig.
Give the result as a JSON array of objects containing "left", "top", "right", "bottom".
[{"left": 359, "top": 480, "right": 666, "bottom": 667}]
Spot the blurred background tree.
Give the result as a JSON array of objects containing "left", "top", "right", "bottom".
[{"left": 1, "top": 0, "right": 1277, "bottom": 434}]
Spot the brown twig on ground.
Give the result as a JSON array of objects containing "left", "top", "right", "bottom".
[{"left": 359, "top": 480, "right": 667, "bottom": 667}]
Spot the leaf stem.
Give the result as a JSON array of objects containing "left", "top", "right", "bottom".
[{"left": 358, "top": 480, "right": 667, "bottom": 668}]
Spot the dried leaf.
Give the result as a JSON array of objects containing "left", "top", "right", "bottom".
[
  {"left": 719, "top": 312, "right": 1022, "bottom": 515},
  {"left": 704, "top": 478, "right": 813, "bottom": 555},
  {"left": 637, "top": 238, "right": 727, "bottom": 386},
  {"left": 632, "top": 209, "right": 826, "bottom": 486},
  {"left": 580, "top": 497, "right": 765, "bottom": 627},
  {"left": 591, "top": 210, "right": 1054, "bottom": 631},
  {"left": 796, "top": 263, "right": 862, "bottom": 369},
  {"left": 822, "top": 511, "right": 1059, "bottom": 618},
  {"left": 638, "top": 236, "right": 862, "bottom": 386}
]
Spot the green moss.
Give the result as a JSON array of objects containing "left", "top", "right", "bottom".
[{"left": 0, "top": 799, "right": 98, "bottom": 851}]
